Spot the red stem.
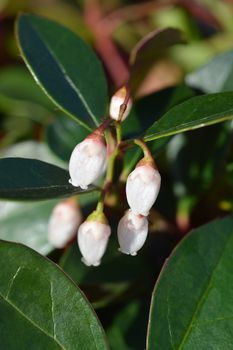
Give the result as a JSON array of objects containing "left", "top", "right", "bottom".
[{"left": 84, "top": 0, "right": 130, "bottom": 88}]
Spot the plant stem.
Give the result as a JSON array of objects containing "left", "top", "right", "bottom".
[
  {"left": 94, "top": 117, "right": 112, "bottom": 137},
  {"left": 96, "top": 193, "right": 104, "bottom": 213},
  {"left": 96, "top": 137, "right": 119, "bottom": 213},
  {"left": 85, "top": 0, "right": 129, "bottom": 88},
  {"left": 115, "top": 122, "right": 122, "bottom": 144},
  {"left": 106, "top": 148, "right": 118, "bottom": 183},
  {"left": 134, "top": 139, "right": 152, "bottom": 158}
]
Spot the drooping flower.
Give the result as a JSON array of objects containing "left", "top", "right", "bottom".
[
  {"left": 77, "top": 211, "right": 111, "bottom": 266},
  {"left": 126, "top": 161, "right": 161, "bottom": 216},
  {"left": 48, "top": 199, "right": 82, "bottom": 248},
  {"left": 69, "top": 135, "right": 107, "bottom": 189},
  {"left": 117, "top": 210, "right": 148, "bottom": 256},
  {"left": 109, "top": 86, "right": 132, "bottom": 122}
]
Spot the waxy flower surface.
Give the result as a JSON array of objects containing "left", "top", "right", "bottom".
[
  {"left": 78, "top": 220, "right": 111, "bottom": 266},
  {"left": 126, "top": 164, "right": 161, "bottom": 216},
  {"left": 48, "top": 200, "right": 82, "bottom": 248},
  {"left": 69, "top": 137, "right": 107, "bottom": 189},
  {"left": 117, "top": 210, "right": 148, "bottom": 255}
]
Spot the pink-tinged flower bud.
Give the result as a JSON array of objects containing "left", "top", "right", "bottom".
[
  {"left": 77, "top": 213, "right": 111, "bottom": 266},
  {"left": 48, "top": 199, "right": 82, "bottom": 248},
  {"left": 109, "top": 87, "right": 132, "bottom": 122},
  {"left": 117, "top": 210, "right": 148, "bottom": 255},
  {"left": 126, "top": 163, "right": 161, "bottom": 216},
  {"left": 69, "top": 136, "right": 107, "bottom": 189}
]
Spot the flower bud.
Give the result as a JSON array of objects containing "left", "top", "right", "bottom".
[
  {"left": 77, "top": 213, "right": 111, "bottom": 266},
  {"left": 126, "top": 163, "right": 161, "bottom": 216},
  {"left": 109, "top": 87, "right": 132, "bottom": 122},
  {"left": 48, "top": 199, "right": 82, "bottom": 248},
  {"left": 69, "top": 136, "right": 107, "bottom": 189},
  {"left": 117, "top": 210, "right": 148, "bottom": 256}
]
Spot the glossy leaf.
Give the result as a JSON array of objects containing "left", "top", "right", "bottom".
[
  {"left": 0, "top": 158, "right": 96, "bottom": 200},
  {"left": 16, "top": 14, "right": 108, "bottom": 129},
  {"left": 0, "top": 240, "right": 108, "bottom": 349},
  {"left": 147, "top": 215, "right": 233, "bottom": 349},
  {"left": 144, "top": 92, "right": 233, "bottom": 141},
  {"left": 0, "top": 200, "right": 58, "bottom": 255},
  {"left": 123, "top": 84, "right": 194, "bottom": 139},
  {"left": 45, "top": 116, "right": 89, "bottom": 162},
  {"left": 122, "top": 85, "right": 194, "bottom": 174},
  {"left": 186, "top": 50, "right": 233, "bottom": 93}
]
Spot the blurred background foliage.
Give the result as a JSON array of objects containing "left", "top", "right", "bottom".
[{"left": 1, "top": 0, "right": 233, "bottom": 348}]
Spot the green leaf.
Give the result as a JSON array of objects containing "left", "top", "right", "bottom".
[
  {"left": 122, "top": 85, "right": 195, "bottom": 174},
  {"left": 123, "top": 84, "right": 194, "bottom": 139},
  {"left": 16, "top": 14, "right": 108, "bottom": 130},
  {"left": 45, "top": 116, "right": 89, "bottom": 162},
  {"left": 144, "top": 92, "right": 233, "bottom": 141},
  {"left": 0, "top": 200, "right": 58, "bottom": 255},
  {"left": 147, "top": 215, "right": 233, "bottom": 350},
  {"left": 0, "top": 158, "right": 96, "bottom": 200},
  {"left": 186, "top": 50, "right": 233, "bottom": 93},
  {"left": 0, "top": 240, "right": 108, "bottom": 349}
]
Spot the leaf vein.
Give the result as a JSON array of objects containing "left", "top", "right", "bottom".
[{"left": 177, "top": 229, "right": 232, "bottom": 349}]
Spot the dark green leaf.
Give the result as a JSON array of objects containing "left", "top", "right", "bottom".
[
  {"left": 144, "top": 92, "right": 233, "bottom": 141},
  {"left": 186, "top": 50, "right": 233, "bottom": 93},
  {"left": 147, "top": 215, "right": 233, "bottom": 349},
  {"left": 123, "top": 84, "right": 194, "bottom": 139},
  {"left": 122, "top": 85, "right": 194, "bottom": 174},
  {"left": 16, "top": 14, "right": 108, "bottom": 129},
  {"left": 0, "top": 240, "right": 108, "bottom": 349},
  {"left": 0, "top": 200, "right": 58, "bottom": 255},
  {"left": 45, "top": 116, "right": 89, "bottom": 162},
  {"left": 0, "top": 158, "right": 96, "bottom": 200}
]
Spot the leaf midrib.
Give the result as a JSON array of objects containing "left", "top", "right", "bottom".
[
  {"left": 0, "top": 291, "right": 66, "bottom": 350},
  {"left": 177, "top": 228, "right": 233, "bottom": 349},
  {"left": 30, "top": 22, "right": 99, "bottom": 127},
  {"left": 144, "top": 113, "right": 233, "bottom": 141},
  {"left": 17, "top": 16, "right": 96, "bottom": 131}
]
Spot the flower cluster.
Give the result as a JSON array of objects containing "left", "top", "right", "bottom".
[
  {"left": 118, "top": 160, "right": 161, "bottom": 256},
  {"left": 48, "top": 87, "right": 161, "bottom": 266}
]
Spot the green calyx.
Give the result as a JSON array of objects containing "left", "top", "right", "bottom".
[{"left": 86, "top": 210, "right": 108, "bottom": 225}]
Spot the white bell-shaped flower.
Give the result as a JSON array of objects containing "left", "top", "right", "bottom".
[
  {"left": 69, "top": 136, "right": 107, "bottom": 189},
  {"left": 48, "top": 200, "right": 82, "bottom": 248},
  {"left": 117, "top": 210, "right": 148, "bottom": 256},
  {"left": 126, "top": 163, "right": 161, "bottom": 216},
  {"left": 78, "top": 219, "right": 111, "bottom": 266},
  {"left": 109, "top": 86, "right": 132, "bottom": 121}
]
